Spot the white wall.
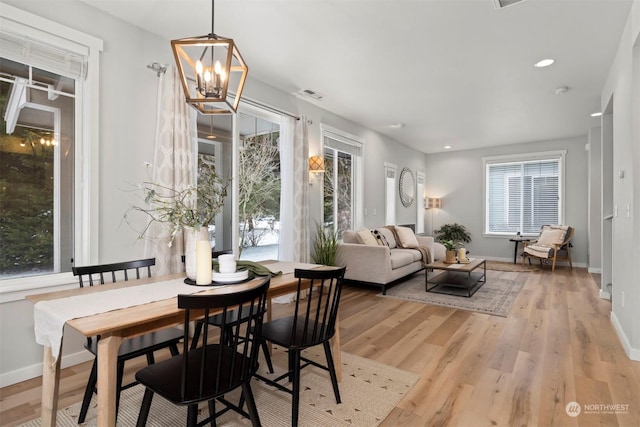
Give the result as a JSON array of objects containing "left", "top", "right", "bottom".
[
  {"left": 424, "top": 136, "right": 590, "bottom": 265},
  {"left": 601, "top": 0, "right": 640, "bottom": 360}
]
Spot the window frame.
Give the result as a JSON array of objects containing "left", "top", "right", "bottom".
[
  {"left": 0, "top": 4, "right": 103, "bottom": 300},
  {"left": 482, "top": 150, "right": 567, "bottom": 238},
  {"left": 320, "top": 124, "right": 365, "bottom": 233}
]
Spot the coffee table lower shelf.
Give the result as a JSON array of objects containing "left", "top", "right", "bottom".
[{"left": 426, "top": 270, "right": 486, "bottom": 298}]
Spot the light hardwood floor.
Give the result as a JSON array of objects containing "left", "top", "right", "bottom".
[{"left": 1, "top": 267, "right": 639, "bottom": 426}]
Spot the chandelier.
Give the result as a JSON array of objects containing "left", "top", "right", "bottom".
[{"left": 171, "top": 0, "right": 248, "bottom": 115}]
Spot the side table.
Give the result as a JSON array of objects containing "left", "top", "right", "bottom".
[{"left": 509, "top": 237, "right": 531, "bottom": 264}]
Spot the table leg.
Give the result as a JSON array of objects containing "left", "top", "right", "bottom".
[
  {"left": 96, "top": 335, "right": 122, "bottom": 427},
  {"left": 40, "top": 343, "right": 62, "bottom": 427},
  {"left": 513, "top": 241, "right": 519, "bottom": 264}
]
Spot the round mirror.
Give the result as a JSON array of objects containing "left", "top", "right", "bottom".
[{"left": 399, "top": 167, "right": 415, "bottom": 207}]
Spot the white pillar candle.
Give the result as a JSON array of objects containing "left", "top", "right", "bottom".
[{"left": 195, "top": 240, "right": 212, "bottom": 285}]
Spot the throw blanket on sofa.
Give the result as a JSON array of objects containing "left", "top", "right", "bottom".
[{"left": 384, "top": 226, "right": 432, "bottom": 266}]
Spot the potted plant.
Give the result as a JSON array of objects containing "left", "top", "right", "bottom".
[
  {"left": 435, "top": 223, "right": 471, "bottom": 264},
  {"left": 311, "top": 223, "right": 339, "bottom": 266}
]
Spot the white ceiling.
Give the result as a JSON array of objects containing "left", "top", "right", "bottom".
[{"left": 80, "top": 0, "right": 632, "bottom": 154}]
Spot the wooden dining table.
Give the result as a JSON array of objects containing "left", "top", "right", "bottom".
[{"left": 27, "top": 263, "right": 342, "bottom": 427}]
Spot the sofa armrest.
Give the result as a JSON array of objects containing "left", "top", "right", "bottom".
[
  {"left": 413, "top": 235, "right": 445, "bottom": 261},
  {"left": 416, "top": 235, "right": 434, "bottom": 249},
  {"left": 336, "top": 243, "right": 392, "bottom": 283}
]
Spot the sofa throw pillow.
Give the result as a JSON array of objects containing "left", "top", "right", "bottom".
[
  {"left": 537, "top": 228, "right": 566, "bottom": 246},
  {"left": 376, "top": 227, "right": 397, "bottom": 248},
  {"left": 395, "top": 226, "right": 419, "bottom": 248},
  {"left": 356, "top": 228, "right": 378, "bottom": 246},
  {"left": 372, "top": 229, "right": 390, "bottom": 247}
]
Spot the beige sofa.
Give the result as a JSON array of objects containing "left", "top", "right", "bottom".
[{"left": 336, "top": 226, "right": 445, "bottom": 294}]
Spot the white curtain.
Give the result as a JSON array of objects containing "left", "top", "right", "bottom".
[
  {"left": 278, "top": 116, "right": 310, "bottom": 263},
  {"left": 293, "top": 117, "right": 311, "bottom": 262},
  {"left": 144, "top": 66, "right": 196, "bottom": 275}
]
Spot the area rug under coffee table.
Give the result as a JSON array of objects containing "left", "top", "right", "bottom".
[
  {"left": 380, "top": 271, "right": 524, "bottom": 317},
  {"left": 19, "top": 349, "right": 418, "bottom": 427}
]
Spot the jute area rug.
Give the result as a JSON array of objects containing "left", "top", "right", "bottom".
[
  {"left": 19, "top": 348, "right": 418, "bottom": 427},
  {"left": 381, "top": 270, "right": 525, "bottom": 317}
]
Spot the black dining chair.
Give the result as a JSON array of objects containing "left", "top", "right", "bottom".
[
  {"left": 254, "top": 267, "right": 346, "bottom": 427},
  {"left": 135, "top": 276, "right": 271, "bottom": 427},
  {"left": 72, "top": 258, "right": 183, "bottom": 424}
]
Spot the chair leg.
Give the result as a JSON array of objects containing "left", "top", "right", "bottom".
[
  {"left": 136, "top": 388, "right": 154, "bottom": 427},
  {"left": 291, "top": 350, "right": 301, "bottom": 427},
  {"left": 187, "top": 404, "right": 199, "bottom": 427},
  {"left": 552, "top": 252, "right": 557, "bottom": 272},
  {"left": 208, "top": 399, "right": 216, "bottom": 427},
  {"left": 78, "top": 358, "right": 98, "bottom": 423},
  {"left": 260, "top": 340, "right": 274, "bottom": 373},
  {"left": 323, "top": 341, "right": 341, "bottom": 404},
  {"left": 191, "top": 321, "right": 204, "bottom": 350},
  {"left": 242, "top": 382, "right": 262, "bottom": 427},
  {"left": 170, "top": 343, "right": 180, "bottom": 356},
  {"left": 288, "top": 350, "right": 295, "bottom": 382}
]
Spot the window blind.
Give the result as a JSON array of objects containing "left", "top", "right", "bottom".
[
  {"left": 323, "top": 135, "right": 362, "bottom": 157},
  {"left": 0, "top": 30, "right": 87, "bottom": 80},
  {"left": 486, "top": 158, "right": 560, "bottom": 234}
]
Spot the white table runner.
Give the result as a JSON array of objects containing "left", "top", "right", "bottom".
[
  {"left": 263, "top": 261, "right": 319, "bottom": 275},
  {"left": 34, "top": 278, "right": 228, "bottom": 361}
]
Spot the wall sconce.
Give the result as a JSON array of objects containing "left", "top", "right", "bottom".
[
  {"left": 309, "top": 155, "right": 325, "bottom": 185},
  {"left": 426, "top": 197, "right": 442, "bottom": 209},
  {"left": 309, "top": 156, "right": 325, "bottom": 173}
]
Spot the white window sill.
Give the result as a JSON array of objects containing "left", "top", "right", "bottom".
[{"left": 0, "top": 273, "right": 78, "bottom": 303}]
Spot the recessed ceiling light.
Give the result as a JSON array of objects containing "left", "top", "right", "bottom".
[
  {"left": 534, "top": 59, "right": 555, "bottom": 68},
  {"left": 590, "top": 112, "right": 602, "bottom": 117},
  {"left": 444, "top": 145, "right": 452, "bottom": 149},
  {"left": 389, "top": 123, "right": 404, "bottom": 129}
]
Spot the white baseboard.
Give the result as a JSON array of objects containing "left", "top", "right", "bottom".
[
  {"left": 588, "top": 267, "right": 602, "bottom": 274},
  {"left": 599, "top": 289, "right": 611, "bottom": 300},
  {"left": 0, "top": 350, "right": 93, "bottom": 388},
  {"left": 610, "top": 311, "right": 640, "bottom": 361}
]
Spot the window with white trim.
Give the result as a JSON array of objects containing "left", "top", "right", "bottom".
[
  {"left": 484, "top": 151, "right": 566, "bottom": 236},
  {"left": 0, "top": 4, "right": 102, "bottom": 289},
  {"left": 321, "top": 124, "right": 364, "bottom": 235}
]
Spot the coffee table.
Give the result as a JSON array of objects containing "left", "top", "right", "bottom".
[{"left": 424, "top": 258, "right": 486, "bottom": 297}]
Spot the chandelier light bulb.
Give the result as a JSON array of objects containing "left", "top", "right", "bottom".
[
  {"left": 214, "top": 60, "right": 222, "bottom": 75},
  {"left": 196, "top": 60, "right": 203, "bottom": 74},
  {"left": 204, "top": 70, "right": 212, "bottom": 83}
]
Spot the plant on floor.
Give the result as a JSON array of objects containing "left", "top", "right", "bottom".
[
  {"left": 311, "top": 223, "right": 339, "bottom": 266},
  {"left": 434, "top": 223, "right": 471, "bottom": 247}
]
